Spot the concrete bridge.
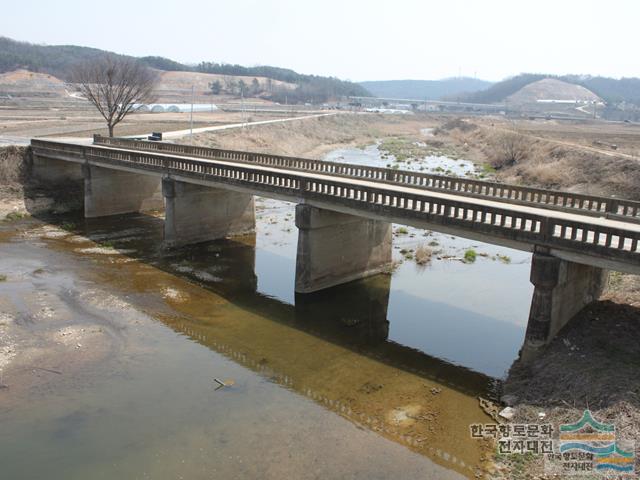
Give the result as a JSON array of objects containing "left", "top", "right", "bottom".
[{"left": 30, "top": 135, "right": 640, "bottom": 360}]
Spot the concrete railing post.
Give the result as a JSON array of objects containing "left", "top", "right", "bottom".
[{"left": 605, "top": 199, "right": 620, "bottom": 216}]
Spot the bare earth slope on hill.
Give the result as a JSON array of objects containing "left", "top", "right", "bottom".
[
  {"left": 507, "top": 78, "right": 601, "bottom": 104},
  {"left": 157, "top": 71, "right": 296, "bottom": 94},
  {"left": 0, "top": 69, "right": 70, "bottom": 97}
]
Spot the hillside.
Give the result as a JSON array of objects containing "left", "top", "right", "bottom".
[
  {"left": 507, "top": 78, "right": 601, "bottom": 104},
  {"left": 460, "top": 73, "right": 640, "bottom": 107},
  {"left": 359, "top": 77, "right": 492, "bottom": 100},
  {"left": 565, "top": 75, "right": 640, "bottom": 105},
  {"left": 0, "top": 69, "right": 69, "bottom": 98},
  {"left": 157, "top": 71, "right": 296, "bottom": 95},
  {"left": 457, "top": 74, "right": 547, "bottom": 104},
  {"left": 0, "top": 37, "right": 370, "bottom": 103}
]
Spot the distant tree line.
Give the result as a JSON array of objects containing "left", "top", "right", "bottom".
[
  {"left": 208, "top": 77, "right": 263, "bottom": 96},
  {"left": 0, "top": 37, "right": 371, "bottom": 104},
  {"left": 564, "top": 75, "right": 640, "bottom": 105},
  {"left": 0, "top": 37, "right": 123, "bottom": 79}
]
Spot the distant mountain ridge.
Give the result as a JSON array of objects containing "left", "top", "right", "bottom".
[
  {"left": 0, "top": 36, "right": 370, "bottom": 103},
  {"left": 358, "top": 77, "right": 493, "bottom": 100}
]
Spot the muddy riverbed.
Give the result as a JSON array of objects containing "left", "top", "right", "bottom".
[{"left": 0, "top": 145, "right": 534, "bottom": 479}]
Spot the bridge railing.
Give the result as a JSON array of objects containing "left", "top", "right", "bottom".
[
  {"left": 92, "top": 135, "right": 640, "bottom": 222},
  {"left": 32, "top": 139, "right": 640, "bottom": 265}
]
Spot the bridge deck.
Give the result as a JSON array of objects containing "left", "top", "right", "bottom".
[
  {"left": 31, "top": 139, "right": 640, "bottom": 275},
  {"left": 93, "top": 135, "right": 640, "bottom": 224}
]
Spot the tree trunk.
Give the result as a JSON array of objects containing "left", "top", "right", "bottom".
[{"left": 108, "top": 124, "right": 114, "bottom": 137}]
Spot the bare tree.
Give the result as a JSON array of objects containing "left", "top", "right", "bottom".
[{"left": 72, "top": 57, "right": 158, "bottom": 137}]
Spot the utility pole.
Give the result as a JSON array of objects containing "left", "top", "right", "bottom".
[
  {"left": 190, "top": 85, "right": 194, "bottom": 144},
  {"left": 241, "top": 86, "right": 245, "bottom": 129}
]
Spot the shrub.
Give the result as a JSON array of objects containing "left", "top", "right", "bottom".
[
  {"left": 490, "top": 132, "right": 530, "bottom": 169},
  {"left": 4, "top": 212, "right": 26, "bottom": 222},
  {"left": 464, "top": 249, "right": 477, "bottom": 263},
  {"left": 61, "top": 222, "right": 76, "bottom": 231}
]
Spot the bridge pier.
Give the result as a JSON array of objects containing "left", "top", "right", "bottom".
[
  {"left": 162, "top": 178, "right": 255, "bottom": 248},
  {"left": 520, "top": 249, "right": 608, "bottom": 361},
  {"left": 84, "top": 165, "right": 163, "bottom": 218},
  {"left": 295, "top": 204, "right": 392, "bottom": 293}
]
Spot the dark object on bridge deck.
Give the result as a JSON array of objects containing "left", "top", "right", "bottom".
[{"left": 148, "top": 132, "right": 163, "bottom": 141}]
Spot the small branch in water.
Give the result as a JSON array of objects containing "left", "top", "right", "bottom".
[
  {"left": 213, "top": 378, "right": 234, "bottom": 390},
  {"left": 26, "top": 366, "right": 63, "bottom": 375}
]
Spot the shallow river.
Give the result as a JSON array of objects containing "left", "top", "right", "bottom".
[{"left": 0, "top": 144, "right": 533, "bottom": 479}]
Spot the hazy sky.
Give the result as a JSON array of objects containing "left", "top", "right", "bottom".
[{"left": 4, "top": 0, "right": 639, "bottom": 82}]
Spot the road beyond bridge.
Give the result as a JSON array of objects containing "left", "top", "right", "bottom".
[{"left": 30, "top": 136, "right": 640, "bottom": 360}]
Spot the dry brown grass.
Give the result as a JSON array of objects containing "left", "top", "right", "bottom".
[
  {"left": 0, "top": 146, "right": 27, "bottom": 191},
  {"left": 507, "top": 144, "right": 640, "bottom": 198},
  {"left": 433, "top": 118, "right": 478, "bottom": 135},
  {"left": 193, "top": 113, "right": 440, "bottom": 158},
  {"left": 488, "top": 131, "right": 530, "bottom": 169},
  {"left": 440, "top": 118, "right": 640, "bottom": 199},
  {"left": 414, "top": 245, "right": 433, "bottom": 265}
]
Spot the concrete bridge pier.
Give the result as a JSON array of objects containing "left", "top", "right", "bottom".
[
  {"left": 520, "top": 248, "right": 608, "bottom": 361},
  {"left": 162, "top": 177, "right": 255, "bottom": 248},
  {"left": 295, "top": 204, "right": 392, "bottom": 293},
  {"left": 84, "top": 165, "right": 163, "bottom": 218}
]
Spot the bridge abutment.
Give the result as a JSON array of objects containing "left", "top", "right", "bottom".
[
  {"left": 520, "top": 249, "right": 607, "bottom": 361},
  {"left": 84, "top": 165, "right": 163, "bottom": 218},
  {"left": 295, "top": 204, "right": 392, "bottom": 293},
  {"left": 31, "top": 154, "right": 84, "bottom": 184},
  {"left": 162, "top": 178, "right": 255, "bottom": 248}
]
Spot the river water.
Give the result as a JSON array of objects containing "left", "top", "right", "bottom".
[{"left": 0, "top": 144, "right": 533, "bottom": 479}]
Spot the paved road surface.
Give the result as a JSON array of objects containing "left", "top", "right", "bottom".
[{"left": 0, "top": 112, "right": 339, "bottom": 146}]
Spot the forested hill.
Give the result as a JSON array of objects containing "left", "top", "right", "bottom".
[
  {"left": 194, "top": 62, "right": 370, "bottom": 103},
  {"left": 359, "top": 77, "right": 493, "bottom": 100},
  {"left": 459, "top": 73, "right": 640, "bottom": 105},
  {"left": 0, "top": 37, "right": 370, "bottom": 102}
]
